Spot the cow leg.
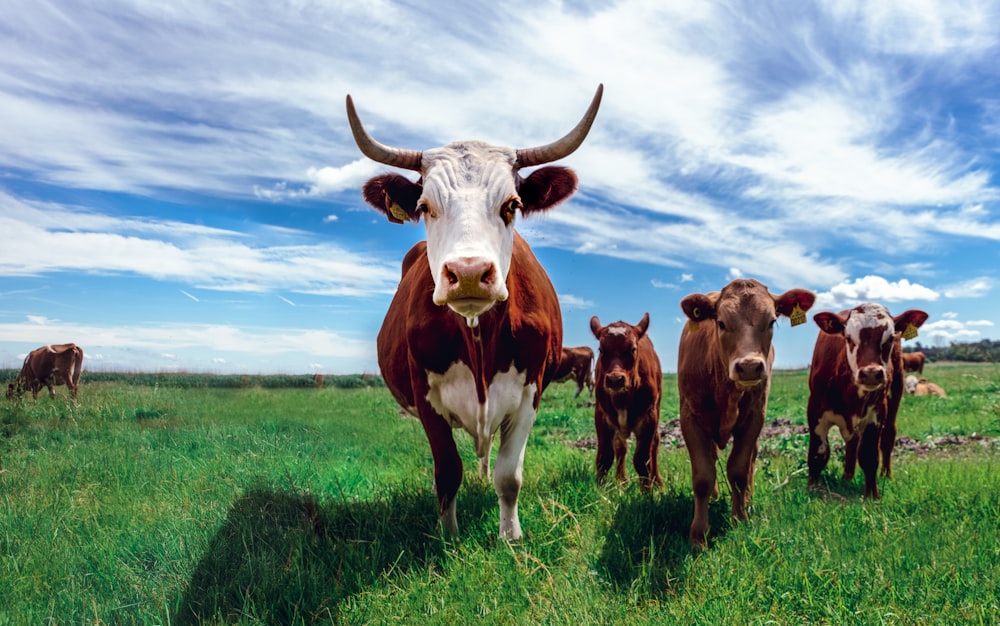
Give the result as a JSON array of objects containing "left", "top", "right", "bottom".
[
  {"left": 494, "top": 405, "right": 536, "bottom": 541},
  {"left": 842, "top": 435, "right": 859, "bottom": 481},
  {"left": 594, "top": 412, "right": 616, "bottom": 484},
  {"left": 632, "top": 414, "right": 662, "bottom": 491},
  {"left": 418, "top": 411, "right": 463, "bottom": 536},
  {"left": 879, "top": 418, "right": 896, "bottom": 478},
  {"left": 574, "top": 379, "right": 584, "bottom": 398},
  {"left": 727, "top": 431, "right": 761, "bottom": 522},
  {"left": 807, "top": 430, "right": 830, "bottom": 488},
  {"left": 857, "top": 425, "right": 881, "bottom": 499},
  {"left": 612, "top": 431, "right": 629, "bottom": 484},
  {"left": 682, "top": 420, "right": 718, "bottom": 548}
]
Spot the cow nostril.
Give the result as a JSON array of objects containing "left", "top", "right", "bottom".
[{"left": 480, "top": 264, "right": 495, "bottom": 286}]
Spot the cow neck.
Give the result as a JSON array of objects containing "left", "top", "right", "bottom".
[{"left": 461, "top": 319, "right": 489, "bottom": 406}]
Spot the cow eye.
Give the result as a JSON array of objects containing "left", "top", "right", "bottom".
[
  {"left": 717, "top": 320, "right": 727, "bottom": 331},
  {"left": 500, "top": 198, "right": 521, "bottom": 225},
  {"left": 418, "top": 201, "right": 430, "bottom": 214}
]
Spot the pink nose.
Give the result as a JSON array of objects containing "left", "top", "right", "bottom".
[
  {"left": 733, "top": 357, "right": 766, "bottom": 384},
  {"left": 443, "top": 258, "right": 497, "bottom": 298}
]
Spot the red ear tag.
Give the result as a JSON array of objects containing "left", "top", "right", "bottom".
[{"left": 790, "top": 304, "right": 807, "bottom": 327}]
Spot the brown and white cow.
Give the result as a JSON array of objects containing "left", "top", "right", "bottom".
[
  {"left": 552, "top": 345, "right": 594, "bottom": 398},
  {"left": 678, "top": 279, "right": 815, "bottom": 547},
  {"left": 901, "top": 351, "right": 926, "bottom": 374},
  {"left": 6, "top": 343, "right": 84, "bottom": 400},
  {"left": 807, "top": 303, "right": 929, "bottom": 498},
  {"left": 590, "top": 313, "right": 663, "bottom": 490},
  {"left": 347, "top": 86, "right": 602, "bottom": 539}
]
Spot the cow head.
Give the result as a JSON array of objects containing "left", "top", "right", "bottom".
[
  {"left": 347, "top": 86, "right": 603, "bottom": 326},
  {"left": 591, "top": 312, "right": 650, "bottom": 396},
  {"left": 904, "top": 374, "right": 920, "bottom": 395},
  {"left": 813, "top": 303, "right": 929, "bottom": 392},
  {"left": 681, "top": 279, "right": 816, "bottom": 387}
]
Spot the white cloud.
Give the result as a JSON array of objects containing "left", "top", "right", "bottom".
[
  {"left": 559, "top": 294, "right": 594, "bottom": 310},
  {"left": 966, "top": 319, "right": 995, "bottom": 327},
  {"left": 943, "top": 277, "right": 993, "bottom": 298},
  {"left": 815, "top": 275, "right": 939, "bottom": 310}
]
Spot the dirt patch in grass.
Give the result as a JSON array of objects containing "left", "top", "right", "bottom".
[{"left": 572, "top": 417, "right": 997, "bottom": 455}]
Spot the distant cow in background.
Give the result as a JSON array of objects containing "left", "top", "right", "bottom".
[
  {"left": 678, "top": 279, "right": 815, "bottom": 547},
  {"left": 901, "top": 351, "right": 926, "bottom": 374},
  {"left": 590, "top": 313, "right": 663, "bottom": 490},
  {"left": 7, "top": 343, "right": 84, "bottom": 400},
  {"left": 553, "top": 346, "right": 594, "bottom": 397},
  {"left": 905, "top": 375, "right": 947, "bottom": 398},
  {"left": 807, "top": 304, "right": 928, "bottom": 498}
]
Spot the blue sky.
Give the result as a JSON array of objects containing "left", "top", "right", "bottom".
[{"left": 1, "top": 0, "right": 998, "bottom": 375}]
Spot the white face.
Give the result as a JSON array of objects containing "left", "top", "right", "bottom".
[
  {"left": 419, "top": 142, "right": 519, "bottom": 324},
  {"left": 844, "top": 303, "right": 895, "bottom": 387}
]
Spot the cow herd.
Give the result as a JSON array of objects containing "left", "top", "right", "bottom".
[
  {"left": 343, "top": 84, "right": 947, "bottom": 547},
  {"left": 5, "top": 85, "right": 944, "bottom": 550}
]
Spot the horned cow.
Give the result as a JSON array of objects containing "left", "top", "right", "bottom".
[{"left": 348, "top": 85, "right": 602, "bottom": 540}]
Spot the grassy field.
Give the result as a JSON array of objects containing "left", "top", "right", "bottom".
[{"left": 1, "top": 363, "right": 998, "bottom": 624}]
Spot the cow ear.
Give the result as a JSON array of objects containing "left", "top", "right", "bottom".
[
  {"left": 362, "top": 174, "right": 423, "bottom": 224},
  {"left": 813, "top": 311, "right": 847, "bottom": 335},
  {"left": 634, "top": 312, "right": 650, "bottom": 338},
  {"left": 518, "top": 166, "right": 579, "bottom": 215},
  {"left": 775, "top": 289, "right": 816, "bottom": 317},
  {"left": 589, "top": 315, "right": 603, "bottom": 339},
  {"left": 680, "top": 294, "right": 716, "bottom": 322},
  {"left": 893, "top": 309, "right": 929, "bottom": 336}
]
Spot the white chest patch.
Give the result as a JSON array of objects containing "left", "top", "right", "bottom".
[
  {"left": 425, "top": 361, "right": 535, "bottom": 458},
  {"left": 815, "top": 410, "right": 849, "bottom": 456}
]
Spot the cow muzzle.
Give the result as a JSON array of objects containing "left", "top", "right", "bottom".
[
  {"left": 730, "top": 356, "right": 767, "bottom": 387},
  {"left": 856, "top": 365, "right": 886, "bottom": 391},
  {"left": 604, "top": 372, "right": 628, "bottom": 393},
  {"left": 433, "top": 257, "right": 508, "bottom": 317}
]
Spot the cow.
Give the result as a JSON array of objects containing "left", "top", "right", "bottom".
[
  {"left": 347, "top": 85, "right": 602, "bottom": 540},
  {"left": 905, "top": 375, "right": 947, "bottom": 398},
  {"left": 590, "top": 313, "right": 663, "bottom": 490},
  {"left": 677, "top": 279, "right": 816, "bottom": 548},
  {"left": 901, "top": 351, "right": 926, "bottom": 374},
  {"left": 552, "top": 345, "right": 594, "bottom": 397},
  {"left": 807, "top": 303, "right": 929, "bottom": 499},
  {"left": 6, "top": 343, "right": 84, "bottom": 400}
]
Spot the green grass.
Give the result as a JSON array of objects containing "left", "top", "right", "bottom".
[{"left": 1, "top": 364, "right": 998, "bottom": 624}]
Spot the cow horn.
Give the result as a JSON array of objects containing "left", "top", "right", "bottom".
[
  {"left": 345, "top": 95, "right": 423, "bottom": 172},
  {"left": 515, "top": 84, "right": 603, "bottom": 168}
]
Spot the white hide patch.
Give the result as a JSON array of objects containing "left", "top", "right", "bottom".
[
  {"left": 815, "top": 410, "right": 850, "bottom": 456},
  {"left": 607, "top": 326, "right": 629, "bottom": 336},
  {"left": 425, "top": 361, "right": 535, "bottom": 459}
]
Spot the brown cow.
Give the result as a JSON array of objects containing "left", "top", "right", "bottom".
[
  {"left": 678, "top": 279, "right": 815, "bottom": 547},
  {"left": 807, "top": 303, "right": 929, "bottom": 498},
  {"left": 552, "top": 345, "right": 594, "bottom": 397},
  {"left": 590, "top": 313, "right": 662, "bottom": 490},
  {"left": 901, "top": 351, "right": 926, "bottom": 374},
  {"left": 7, "top": 343, "right": 84, "bottom": 400},
  {"left": 905, "top": 375, "right": 947, "bottom": 398},
  {"left": 348, "top": 85, "right": 602, "bottom": 540}
]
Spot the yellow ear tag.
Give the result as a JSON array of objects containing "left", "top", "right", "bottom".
[
  {"left": 902, "top": 323, "right": 919, "bottom": 340},
  {"left": 687, "top": 319, "right": 699, "bottom": 333},
  {"left": 790, "top": 303, "right": 807, "bottom": 327},
  {"left": 388, "top": 202, "right": 410, "bottom": 222}
]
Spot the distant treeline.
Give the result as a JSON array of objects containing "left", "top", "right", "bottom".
[
  {"left": 1, "top": 370, "right": 385, "bottom": 390},
  {"left": 906, "top": 339, "right": 1000, "bottom": 363}
]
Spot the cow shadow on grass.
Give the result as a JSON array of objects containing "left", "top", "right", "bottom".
[
  {"left": 596, "top": 489, "right": 730, "bottom": 597},
  {"left": 174, "top": 482, "right": 495, "bottom": 624}
]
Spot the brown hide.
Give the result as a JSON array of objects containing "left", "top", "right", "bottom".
[
  {"left": 376, "top": 233, "right": 562, "bottom": 538},
  {"left": 7, "top": 343, "right": 84, "bottom": 400},
  {"left": 807, "top": 304, "right": 929, "bottom": 499},
  {"left": 590, "top": 313, "right": 662, "bottom": 490},
  {"left": 552, "top": 345, "right": 594, "bottom": 397},
  {"left": 677, "top": 279, "right": 815, "bottom": 547},
  {"left": 901, "top": 351, "right": 926, "bottom": 374}
]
